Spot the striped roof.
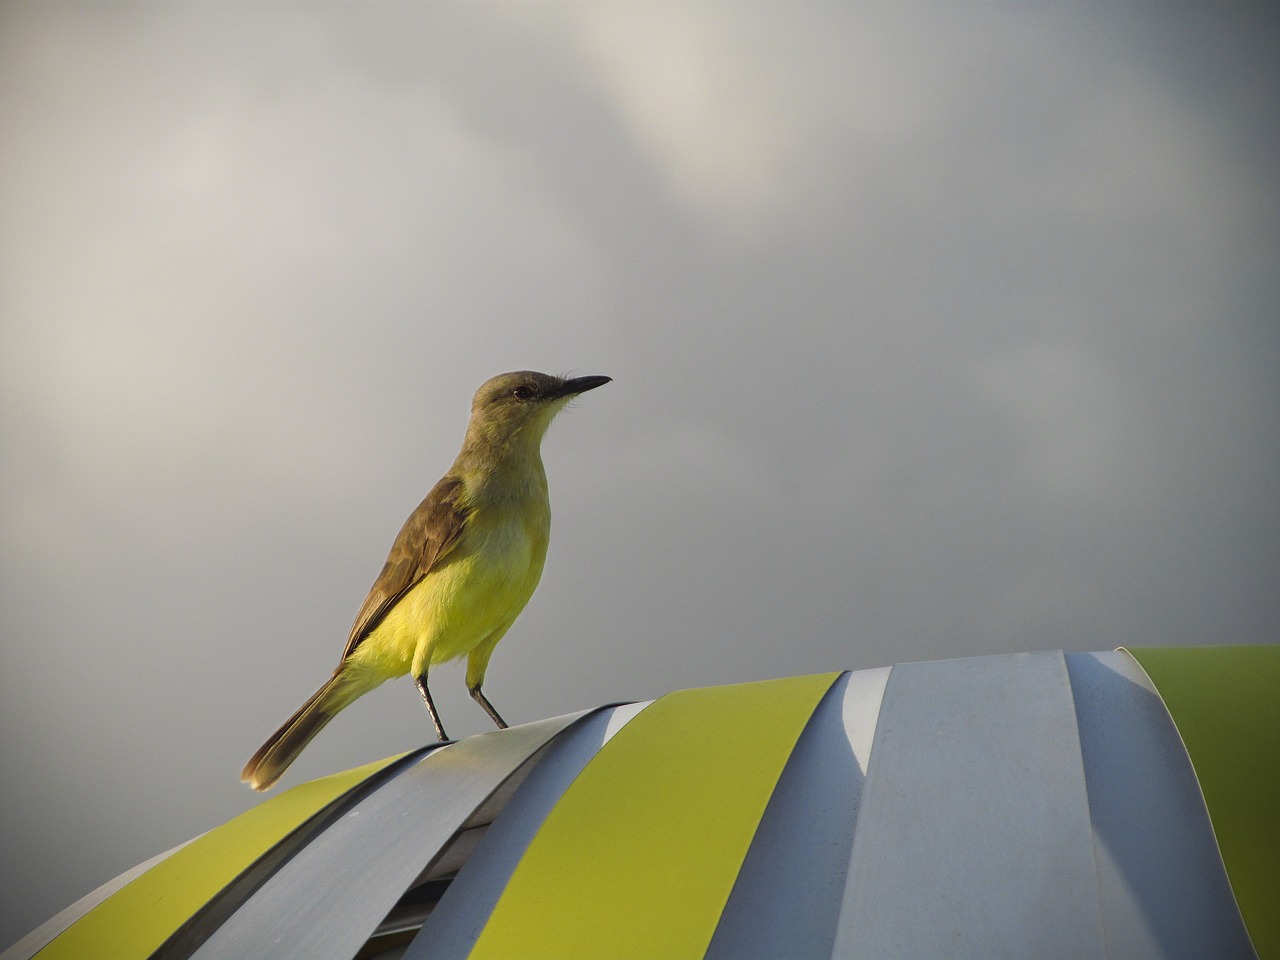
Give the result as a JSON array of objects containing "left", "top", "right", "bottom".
[{"left": 5, "top": 646, "right": 1275, "bottom": 960}]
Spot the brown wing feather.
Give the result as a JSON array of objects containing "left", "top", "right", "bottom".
[{"left": 339, "top": 474, "right": 471, "bottom": 662}]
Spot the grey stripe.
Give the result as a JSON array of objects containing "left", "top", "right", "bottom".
[
  {"left": 190, "top": 713, "right": 582, "bottom": 960},
  {"left": 834, "top": 650, "right": 1104, "bottom": 960},
  {"left": 1067, "top": 651, "right": 1257, "bottom": 959},
  {"left": 705, "top": 668, "right": 889, "bottom": 960},
  {"left": 405, "top": 702, "right": 649, "bottom": 960}
]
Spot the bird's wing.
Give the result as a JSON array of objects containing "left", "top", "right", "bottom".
[{"left": 339, "top": 474, "right": 471, "bottom": 662}]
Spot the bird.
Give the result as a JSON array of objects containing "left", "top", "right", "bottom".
[{"left": 241, "top": 370, "right": 611, "bottom": 790}]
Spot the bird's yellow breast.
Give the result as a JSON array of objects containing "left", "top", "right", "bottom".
[{"left": 349, "top": 502, "right": 550, "bottom": 680}]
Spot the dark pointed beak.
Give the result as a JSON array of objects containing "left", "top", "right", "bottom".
[{"left": 554, "top": 375, "right": 611, "bottom": 399}]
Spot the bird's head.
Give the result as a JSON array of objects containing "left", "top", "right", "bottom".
[{"left": 463, "top": 370, "right": 611, "bottom": 453}]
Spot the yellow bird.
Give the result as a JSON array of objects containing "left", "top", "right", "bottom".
[{"left": 241, "top": 370, "right": 611, "bottom": 790}]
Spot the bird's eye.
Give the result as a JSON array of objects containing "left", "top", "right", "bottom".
[{"left": 511, "top": 385, "right": 536, "bottom": 401}]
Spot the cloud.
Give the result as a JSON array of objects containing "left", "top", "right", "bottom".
[{"left": 1, "top": 2, "right": 1277, "bottom": 946}]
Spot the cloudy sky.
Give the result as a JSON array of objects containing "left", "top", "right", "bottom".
[{"left": 2, "top": 1, "right": 1277, "bottom": 945}]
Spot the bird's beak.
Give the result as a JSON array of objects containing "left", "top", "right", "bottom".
[{"left": 554, "top": 375, "right": 612, "bottom": 399}]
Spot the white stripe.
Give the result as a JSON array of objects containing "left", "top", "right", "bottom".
[
  {"left": 190, "top": 713, "right": 582, "bottom": 960},
  {"left": 835, "top": 651, "right": 1104, "bottom": 960},
  {"left": 406, "top": 705, "right": 636, "bottom": 960},
  {"left": 1067, "top": 651, "right": 1255, "bottom": 959}
]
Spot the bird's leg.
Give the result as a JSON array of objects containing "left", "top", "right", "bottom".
[
  {"left": 415, "top": 673, "right": 449, "bottom": 741},
  {"left": 468, "top": 683, "right": 509, "bottom": 730}
]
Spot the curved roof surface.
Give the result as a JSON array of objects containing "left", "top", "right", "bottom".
[{"left": 5, "top": 645, "right": 1276, "bottom": 960}]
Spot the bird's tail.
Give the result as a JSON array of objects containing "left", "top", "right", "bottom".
[{"left": 240, "top": 668, "right": 374, "bottom": 791}]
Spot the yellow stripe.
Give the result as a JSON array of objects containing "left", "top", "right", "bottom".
[
  {"left": 36, "top": 753, "right": 409, "bottom": 959},
  {"left": 469, "top": 673, "right": 842, "bottom": 960},
  {"left": 1126, "top": 645, "right": 1280, "bottom": 960}
]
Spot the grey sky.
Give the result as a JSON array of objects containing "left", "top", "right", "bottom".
[{"left": 2, "top": 2, "right": 1277, "bottom": 946}]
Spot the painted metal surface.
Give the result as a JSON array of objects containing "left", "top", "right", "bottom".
[
  {"left": 406, "top": 702, "right": 651, "bottom": 960},
  {"left": 31, "top": 751, "right": 417, "bottom": 960},
  {"left": 468, "top": 673, "right": 842, "bottom": 960},
  {"left": 835, "top": 651, "right": 1104, "bottom": 960},
  {"left": 704, "top": 667, "right": 889, "bottom": 960},
  {"left": 0, "top": 841, "right": 191, "bottom": 960},
  {"left": 11, "top": 648, "right": 1274, "bottom": 960},
  {"left": 189, "top": 713, "right": 585, "bottom": 960},
  {"left": 1128, "top": 645, "right": 1279, "bottom": 960},
  {"left": 1067, "top": 651, "right": 1255, "bottom": 959}
]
